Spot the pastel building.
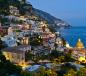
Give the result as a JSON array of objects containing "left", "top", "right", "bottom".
[
  {"left": 21, "top": 36, "right": 29, "bottom": 45},
  {"left": 41, "top": 32, "right": 56, "bottom": 50},
  {"left": 9, "top": 6, "right": 19, "bottom": 15},
  {"left": 2, "top": 45, "right": 31, "bottom": 66},
  {"left": 1, "top": 35, "right": 17, "bottom": 47}
]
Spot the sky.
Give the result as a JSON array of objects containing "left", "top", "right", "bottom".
[{"left": 28, "top": 0, "right": 86, "bottom": 26}]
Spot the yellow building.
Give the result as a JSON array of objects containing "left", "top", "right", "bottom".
[
  {"left": 2, "top": 45, "right": 31, "bottom": 67},
  {"left": 21, "top": 37, "right": 29, "bottom": 45},
  {"left": 71, "top": 38, "right": 86, "bottom": 63},
  {"left": 75, "top": 39, "right": 85, "bottom": 49}
]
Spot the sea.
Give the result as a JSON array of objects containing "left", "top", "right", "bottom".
[{"left": 58, "top": 27, "right": 86, "bottom": 48}]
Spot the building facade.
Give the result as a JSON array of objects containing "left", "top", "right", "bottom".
[{"left": 2, "top": 45, "right": 31, "bottom": 66}]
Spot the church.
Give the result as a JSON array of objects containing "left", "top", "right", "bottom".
[{"left": 70, "top": 39, "right": 86, "bottom": 63}]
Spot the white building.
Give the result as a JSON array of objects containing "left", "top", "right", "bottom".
[
  {"left": 1, "top": 35, "right": 17, "bottom": 47},
  {"left": 9, "top": 6, "right": 19, "bottom": 15}
]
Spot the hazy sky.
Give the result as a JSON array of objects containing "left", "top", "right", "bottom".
[{"left": 28, "top": 0, "right": 86, "bottom": 26}]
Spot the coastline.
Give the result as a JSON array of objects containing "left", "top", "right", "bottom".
[{"left": 58, "top": 26, "right": 86, "bottom": 48}]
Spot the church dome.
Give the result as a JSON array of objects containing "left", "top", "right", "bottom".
[{"left": 76, "top": 39, "right": 84, "bottom": 49}]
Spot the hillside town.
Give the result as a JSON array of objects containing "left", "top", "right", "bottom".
[{"left": 0, "top": 0, "right": 86, "bottom": 76}]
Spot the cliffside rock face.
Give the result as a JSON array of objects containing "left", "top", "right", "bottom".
[
  {"left": 0, "top": 0, "right": 70, "bottom": 31},
  {"left": 34, "top": 9, "right": 70, "bottom": 30},
  {"left": 21, "top": 1, "right": 70, "bottom": 29}
]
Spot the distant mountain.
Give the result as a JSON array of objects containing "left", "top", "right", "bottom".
[{"left": 34, "top": 8, "right": 70, "bottom": 29}]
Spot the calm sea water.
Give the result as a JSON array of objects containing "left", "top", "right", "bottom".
[{"left": 58, "top": 27, "right": 86, "bottom": 48}]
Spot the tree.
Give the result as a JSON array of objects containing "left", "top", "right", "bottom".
[
  {"left": 62, "top": 37, "right": 66, "bottom": 47},
  {"left": 37, "top": 66, "right": 47, "bottom": 76},
  {"left": 0, "top": 38, "right": 7, "bottom": 50},
  {"left": 77, "top": 67, "right": 86, "bottom": 76},
  {"left": 21, "top": 71, "right": 32, "bottom": 76},
  {"left": 65, "top": 50, "right": 73, "bottom": 62},
  {"left": 0, "top": 0, "right": 9, "bottom": 15},
  {"left": 25, "top": 52, "right": 34, "bottom": 61},
  {"left": 0, "top": 51, "right": 22, "bottom": 76},
  {"left": 0, "top": 38, "right": 4, "bottom": 50},
  {"left": 58, "top": 56, "right": 65, "bottom": 63},
  {"left": 50, "top": 50, "right": 59, "bottom": 59},
  {"left": 30, "top": 34, "right": 43, "bottom": 46},
  {"left": 64, "top": 69, "right": 76, "bottom": 76},
  {"left": 49, "top": 50, "right": 64, "bottom": 61}
]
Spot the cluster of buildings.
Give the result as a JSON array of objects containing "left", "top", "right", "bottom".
[
  {"left": 1, "top": 0, "right": 85, "bottom": 68},
  {"left": 65, "top": 39, "right": 86, "bottom": 63},
  {"left": 0, "top": 2, "right": 64, "bottom": 67}
]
